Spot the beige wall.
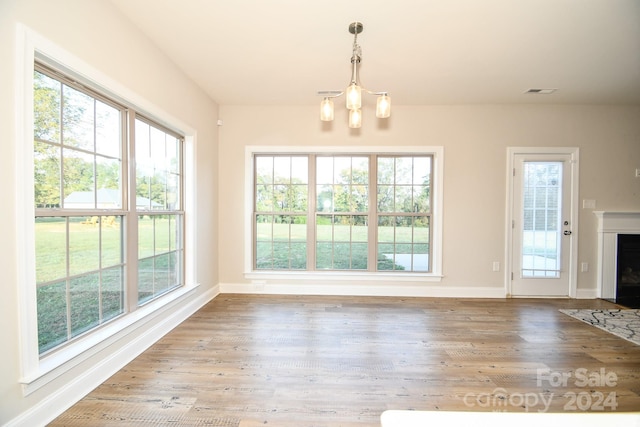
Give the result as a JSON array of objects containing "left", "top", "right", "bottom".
[
  {"left": 0, "top": 0, "right": 218, "bottom": 423},
  {"left": 218, "top": 104, "right": 640, "bottom": 291}
]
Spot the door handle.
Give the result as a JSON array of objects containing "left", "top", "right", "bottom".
[{"left": 563, "top": 230, "right": 572, "bottom": 236}]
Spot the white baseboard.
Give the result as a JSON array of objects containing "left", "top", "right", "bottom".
[
  {"left": 7, "top": 285, "right": 219, "bottom": 427},
  {"left": 575, "top": 288, "right": 598, "bottom": 299},
  {"left": 220, "top": 282, "right": 507, "bottom": 298}
]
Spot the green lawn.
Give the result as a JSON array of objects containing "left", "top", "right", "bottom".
[
  {"left": 35, "top": 215, "right": 180, "bottom": 353},
  {"left": 256, "top": 222, "right": 429, "bottom": 270}
]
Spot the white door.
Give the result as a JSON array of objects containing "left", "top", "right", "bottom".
[{"left": 509, "top": 150, "right": 578, "bottom": 297}]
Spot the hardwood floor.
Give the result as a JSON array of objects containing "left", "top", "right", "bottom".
[{"left": 51, "top": 294, "right": 640, "bottom": 426}]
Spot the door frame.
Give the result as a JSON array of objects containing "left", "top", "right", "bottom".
[{"left": 505, "top": 147, "right": 580, "bottom": 298}]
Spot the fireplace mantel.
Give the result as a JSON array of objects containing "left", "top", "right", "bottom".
[{"left": 594, "top": 211, "right": 640, "bottom": 300}]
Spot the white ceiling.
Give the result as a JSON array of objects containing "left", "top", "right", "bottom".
[{"left": 110, "top": 0, "right": 640, "bottom": 106}]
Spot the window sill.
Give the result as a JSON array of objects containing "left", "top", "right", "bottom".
[
  {"left": 20, "top": 283, "right": 199, "bottom": 395},
  {"left": 244, "top": 271, "right": 443, "bottom": 283}
]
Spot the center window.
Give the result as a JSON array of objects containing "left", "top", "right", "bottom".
[{"left": 253, "top": 153, "right": 433, "bottom": 273}]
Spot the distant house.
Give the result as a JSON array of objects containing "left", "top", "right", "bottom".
[{"left": 63, "top": 189, "right": 162, "bottom": 210}]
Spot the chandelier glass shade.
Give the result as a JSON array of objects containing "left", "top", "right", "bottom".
[{"left": 319, "top": 22, "right": 390, "bottom": 128}]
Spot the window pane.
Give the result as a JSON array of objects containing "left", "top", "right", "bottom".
[
  {"left": 68, "top": 217, "right": 100, "bottom": 276},
  {"left": 96, "top": 158, "right": 121, "bottom": 208},
  {"left": 138, "top": 257, "right": 154, "bottom": 304},
  {"left": 155, "top": 215, "right": 170, "bottom": 254},
  {"left": 334, "top": 185, "right": 350, "bottom": 212},
  {"left": 377, "top": 185, "right": 393, "bottom": 212},
  {"left": 351, "top": 242, "right": 368, "bottom": 269},
  {"left": 95, "top": 101, "right": 121, "bottom": 158},
  {"left": 413, "top": 157, "right": 431, "bottom": 184},
  {"left": 274, "top": 157, "right": 290, "bottom": 184},
  {"left": 63, "top": 85, "right": 94, "bottom": 151},
  {"left": 272, "top": 242, "right": 290, "bottom": 269},
  {"left": 333, "top": 243, "right": 351, "bottom": 269},
  {"left": 256, "top": 215, "right": 273, "bottom": 241},
  {"left": 273, "top": 184, "right": 288, "bottom": 211},
  {"left": 102, "top": 216, "right": 122, "bottom": 267},
  {"left": 256, "top": 184, "right": 274, "bottom": 211},
  {"left": 102, "top": 266, "right": 124, "bottom": 322},
  {"left": 34, "top": 141, "right": 61, "bottom": 209},
  {"left": 352, "top": 215, "right": 368, "bottom": 241},
  {"left": 352, "top": 157, "right": 369, "bottom": 184},
  {"left": 377, "top": 157, "right": 394, "bottom": 184},
  {"left": 63, "top": 148, "right": 95, "bottom": 208},
  {"left": 395, "top": 157, "right": 413, "bottom": 184},
  {"left": 414, "top": 217, "right": 430, "bottom": 244},
  {"left": 37, "top": 281, "right": 68, "bottom": 353},
  {"left": 290, "top": 243, "right": 307, "bottom": 269},
  {"left": 377, "top": 243, "right": 395, "bottom": 270},
  {"left": 377, "top": 216, "right": 394, "bottom": 243},
  {"left": 395, "top": 186, "right": 412, "bottom": 212},
  {"left": 136, "top": 118, "right": 182, "bottom": 212},
  {"left": 256, "top": 156, "right": 273, "bottom": 184},
  {"left": 334, "top": 157, "right": 351, "bottom": 184},
  {"left": 333, "top": 215, "right": 351, "bottom": 242},
  {"left": 256, "top": 241, "right": 273, "bottom": 269},
  {"left": 34, "top": 71, "right": 61, "bottom": 143},
  {"left": 396, "top": 216, "right": 413, "bottom": 243},
  {"left": 138, "top": 215, "right": 154, "bottom": 259},
  {"left": 317, "top": 185, "right": 333, "bottom": 212},
  {"left": 35, "top": 217, "right": 67, "bottom": 284},
  {"left": 291, "top": 157, "right": 308, "bottom": 184},
  {"left": 316, "top": 242, "right": 332, "bottom": 269},
  {"left": 167, "top": 173, "right": 180, "bottom": 210},
  {"left": 413, "top": 185, "right": 430, "bottom": 212},
  {"left": 316, "top": 157, "right": 333, "bottom": 184},
  {"left": 70, "top": 273, "right": 100, "bottom": 338},
  {"left": 167, "top": 136, "right": 180, "bottom": 174},
  {"left": 138, "top": 214, "right": 183, "bottom": 302}
]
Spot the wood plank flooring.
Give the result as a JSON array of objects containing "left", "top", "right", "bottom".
[{"left": 51, "top": 294, "right": 640, "bottom": 426}]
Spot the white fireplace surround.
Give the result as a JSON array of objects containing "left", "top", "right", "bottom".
[{"left": 595, "top": 211, "right": 640, "bottom": 300}]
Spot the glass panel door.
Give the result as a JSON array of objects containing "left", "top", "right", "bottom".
[{"left": 521, "top": 162, "right": 562, "bottom": 278}]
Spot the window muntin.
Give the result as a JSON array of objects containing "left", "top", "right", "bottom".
[
  {"left": 33, "top": 65, "right": 185, "bottom": 355},
  {"left": 252, "top": 153, "right": 433, "bottom": 273}
]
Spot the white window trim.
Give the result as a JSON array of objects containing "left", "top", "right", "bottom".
[
  {"left": 244, "top": 145, "right": 444, "bottom": 283},
  {"left": 15, "top": 24, "right": 199, "bottom": 394}
]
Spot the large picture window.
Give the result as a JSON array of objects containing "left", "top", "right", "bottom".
[
  {"left": 253, "top": 152, "right": 435, "bottom": 274},
  {"left": 33, "top": 64, "right": 184, "bottom": 355}
]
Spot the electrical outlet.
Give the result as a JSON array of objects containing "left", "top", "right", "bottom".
[
  {"left": 581, "top": 262, "right": 589, "bottom": 273},
  {"left": 636, "top": 168, "right": 640, "bottom": 178},
  {"left": 583, "top": 199, "right": 596, "bottom": 209},
  {"left": 492, "top": 261, "right": 500, "bottom": 272},
  {"left": 252, "top": 280, "right": 266, "bottom": 291}
]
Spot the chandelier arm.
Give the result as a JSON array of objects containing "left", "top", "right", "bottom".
[
  {"left": 317, "top": 90, "right": 344, "bottom": 98},
  {"left": 364, "top": 90, "right": 388, "bottom": 96}
]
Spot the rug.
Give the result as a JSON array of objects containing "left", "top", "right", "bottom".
[{"left": 560, "top": 308, "right": 640, "bottom": 346}]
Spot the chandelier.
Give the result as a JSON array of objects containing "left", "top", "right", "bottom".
[{"left": 318, "top": 22, "right": 390, "bottom": 128}]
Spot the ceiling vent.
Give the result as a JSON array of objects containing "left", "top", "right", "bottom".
[{"left": 524, "top": 88, "right": 557, "bottom": 94}]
